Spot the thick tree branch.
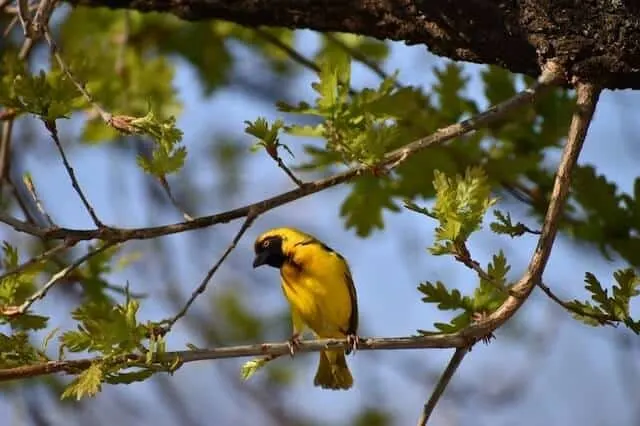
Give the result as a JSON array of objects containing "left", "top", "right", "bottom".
[
  {"left": 0, "top": 73, "right": 561, "bottom": 242},
  {"left": 66, "top": 0, "right": 640, "bottom": 89}
]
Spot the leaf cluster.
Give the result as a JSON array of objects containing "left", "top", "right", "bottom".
[
  {"left": 567, "top": 269, "right": 640, "bottom": 332},
  {"left": 417, "top": 252, "right": 510, "bottom": 333},
  {"left": 407, "top": 167, "right": 497, "bottom": 255},
  {"left": 59, "top": 291, "right": 168, "bottom": 399},
  {"left": 0, "top": 56, "right": 84, "bottom": 120},
  {"left": 408, "top": 167, "right": 508, "bottom": 333}
]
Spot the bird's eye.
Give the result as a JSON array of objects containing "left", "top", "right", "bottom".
[{"left": 262, "top": 240, "right": 271, "bottom": 248}]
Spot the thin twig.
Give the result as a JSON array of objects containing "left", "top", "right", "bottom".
[
  {"left": 252, "top": 28, "right": 358, "bottom": 97},
  {"left": 158, "top": 176, "right": 194, "bottom": 221},
  {"left": 22, "top": 173, "right": 54, "bottom": 226},
  {"left": 16, "top": 0, "right": 31, "bottom": 37},
  {"left": 453, "top": 243, "right": 510, "bottom": 296},
  {"left": 1, "top": 243, "right": 116, "bottom": 316},
  {"left": 0, "top": 333, "right": 471, "bottom": 382},
  {"left": 270, "top": 153, "right": 305, "bottom": 187},
  {"left": 537, "top": 281, "right": 616, "bottom": 325},
  {"left": 30, "top": 0, "right": 57, "bottom": 37},
  {"left": 6, "top": 175, "right": 37, "bottom": 225},
  {"left": 0, "top": 241, "right": 75, "bottom": 283},
  {"left": 0, "top": 76, "right": 560, "bottom": 243},
  {"left": 417, "top": 347, "right": 468, "bottom": 426},
  {"left": 43, "top": 27, "right": 112, "bottom": 123},
  {"left": 253, "top": 28, "right": 320, "bottom": 74},
  {"left": 44, "top": 120, "right": 103, "bottom": 227},
  {"left": 0, "top": 120, "right": 14, "bottom": 198},
  {"left": 0, "top": 210, "right": 44, "bottom": 236},
  {"left": 0, "top": 0, "right": 14, "bottom": 11},
  {"left": 163, "top": 213, "right": 257, "bottom": 330}
]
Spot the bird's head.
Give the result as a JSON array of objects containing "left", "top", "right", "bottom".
[{"left": 252, "top": 227, "right": 312, "bottom": 269}]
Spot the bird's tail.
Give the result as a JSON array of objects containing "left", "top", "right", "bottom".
[{"left": 313, "top": 349, "right": 353, "bottom": 390}]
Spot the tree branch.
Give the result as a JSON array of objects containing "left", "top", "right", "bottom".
[
  {"left": 1, "top": 243, "right": 117, "bottom": 316},
  {"left": 417, "top": 347, "right": 468, "bottom": 426},
  {"left": 0, "top": 333, "right": 469, "bottom": 382},
  {"left": 65, "top": 0, "right": 640, "bottom": 89},
  {"left": 0, "top": 240, "right": 75, "bottom": 283},
  {"left": 461, "top": 70, "right": 600, "bottom": 341},
  {"left": 163, "top": 213, "right": 257, "bottom": 330},
  {"left": 44, "top": 120, "right": 104, "bottom": 228},
  {"left": 537, "top": 282, "right": 616, "bottom": 325},
  {"left": 0, "top": 74, "right": 561, "bottom": 242}
]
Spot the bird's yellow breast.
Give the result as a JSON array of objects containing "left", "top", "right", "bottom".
[{"left": 280, "top": 243, "right": 354, "bottom": 338}]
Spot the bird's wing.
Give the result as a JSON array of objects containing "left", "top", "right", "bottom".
[{"left": 343, "top": 270, "right": 358, "bottom": 336}]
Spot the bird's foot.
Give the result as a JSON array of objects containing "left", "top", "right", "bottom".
[
  {"left": 346, "top": 333, "right": 360, "bottom": 355},
  {"left": 287, "top": 333, "right": 301, "bottom": 357}
]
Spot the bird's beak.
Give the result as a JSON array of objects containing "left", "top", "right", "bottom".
[{"left": 253, "top": 251, "right": 269, "bottom": 268}]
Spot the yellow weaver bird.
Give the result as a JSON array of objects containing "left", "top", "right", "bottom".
[{"left": 252, "top": 227, "right": 359, "bottom": 390}]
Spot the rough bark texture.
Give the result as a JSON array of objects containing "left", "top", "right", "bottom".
[{"left": 68, "top": 0, "right": 640, "bottom": 89}]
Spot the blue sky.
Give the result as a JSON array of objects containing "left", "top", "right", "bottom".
[{"left": 2, "top": 29, "right": 639, "bottom": 426}]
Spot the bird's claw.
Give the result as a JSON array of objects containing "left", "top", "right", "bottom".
[
  {"left": 287, "top": 334, "right": 301, "bottom": 357},
  {"left": 346, "top": 334, "right": 360, "bottom": 355}
]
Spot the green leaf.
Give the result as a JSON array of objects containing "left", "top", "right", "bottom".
[
  {"left": 403, "top": 199, "right": 434, "bottom": 218},
  {"left": 433, "top": 63, "right": 477, "bottom": 122},
  {"left": 432, "top": 312, "right": 472, "bottom": 333},
  {"left": 10, "top": 314, "right": 49, "bottom": 331},
  {"left": 565, "top": 300, "right": 608, "bottom": 327},
  {"left": 314, "top": 43, "right": 351, "bottom": 111},
  {"left": 0, "top": 66, "right": 83, "bottom": 120},
  {"left": 568, "top": 270, "right": 640, "bottom": 329},
  {"left": 61, "top": 363, "right": 104, "bottom": 400},
  {"left": 423, "top": 167, "right": 497, "bottom": 253},
  {"left": 0, "top": 242, "right": 50, "bottom": 331},
  {"left": 490, "top": 210, "right": 533, "bottom": 237},
  {"left": 104, "top": 368, "right": 154, "bottom": 385},
  {"left": 59, "top": 290, "right": 149, "bottom": 356},
  {"left": 417, "top": 281, "right": 471, "bottom": 311},
  {"left": 472, "top": 251, "right": 509, "bottom": 311},
  {"left": 42, "top": 327, "right": 60, "bottom": 353},
  {"left": 340, "top": 176, "right": 399, "bottom": 237},
  {"left": 482, "top": 66, "right": 517, "bottom": 105},
  {"left": 0, "top": 331, "right": 40, "bottom": 368},
  {"left": 240, "top": 357, "right": 270, "bottom": 381},
  {"left": 611, "top": 268, "right": 640, "bottom": 319},
  {"left": 132, "top": 111, "right": 186, "bottom": 176},
  {"left": 245, "top": 117, "right": 284, "bottom": 145},
  {"left": 584, "top": 272, "right": 612, "bottom": 313},
  {"left": 244, "top": 117, "right": 294, "bottom": 158}
]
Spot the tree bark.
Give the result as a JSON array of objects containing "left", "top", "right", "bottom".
[{"left": 68, "top": 0, "right": 640, "bottom": 89}]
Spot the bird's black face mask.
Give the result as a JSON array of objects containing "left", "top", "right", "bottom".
[{"left": 253, "top": 236, "right": 286, "bottom": 269}]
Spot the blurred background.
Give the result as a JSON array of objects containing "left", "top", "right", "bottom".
[{"left": 1, "top": 5, "right": 640, "bottom": 426}]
